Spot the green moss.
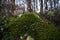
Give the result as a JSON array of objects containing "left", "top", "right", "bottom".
[{"left": 7, "top": 13, "right": 60, "bottom": 40}]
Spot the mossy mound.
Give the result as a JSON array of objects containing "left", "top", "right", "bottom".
[{"left": 7, "top": 13, "right": 60, "bottom": 40}]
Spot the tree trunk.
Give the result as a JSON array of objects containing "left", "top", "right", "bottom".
[
  {"left": 0, "top": 0, "right": 1, "bottom": 4},
  {"left": 0, "top": 0, "right": 2, "bottom": 14},
  {"left": 11, "top": 0, "right": 15, "bottom": 16},
  {"left": 27, "top": 0, "right": 32, "bottom": 12},
  {"left": 53, "top": 0, "right": 56, "bottom": 8},
  {"left": 49, "top": 0, "right": 52, "bottom": 10},
  {"left": 44, "top": 0, "right": 48, "bottom": 14},
  {"left": 45, "top": 0, "right": 48, "bottom": 10},
  {"left": 40, "top": 0, "right": 43, "bottom": 14},
  {"left": 56, "top": 0, "right": 59, "bottom": 9}
]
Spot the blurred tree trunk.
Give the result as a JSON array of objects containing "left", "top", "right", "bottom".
[
  {"left": 53, "top": 0, "right": 56, "bottom": 8},
  {"left": 44, "top": 0, "right": 48, "bottom": 14},
  {"left": 11, "top": 0, "right": 15, "bottom": 16},
  {"left": 27, "top": 0, "right": 32, "bottom": 12},
  {"left": 33, "top": 0, "right": 35, "bottom": 12},
  {"left": 0, "top": 0, "right": 2, "bottom": 6},
  {"left": 40, "top": 0, "right": 43, "bottom": 14},
  {"left": 0, "top": 0, "right": 2, "bottom": 14},
  {"left": 45, "top": 0, "right": 48, "bottom": 10},
  {"left": 56, "top": 0, "right": 59, "bottom": 9},
  {"left": 49, "top": 0, "right": 52, "bottom": 10},
  {"left": 0, "top": 0, "right": 2, "bottom": 11},
  {"left": 51, "top": 0, "right": 53, "bottom": 9}
]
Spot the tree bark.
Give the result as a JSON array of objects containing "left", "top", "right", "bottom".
[
  {"left": 27, "top": 0, "right": 32, "bottom": 12},
  {"left": 45, "top": 0, "right": 48, "bottom": 10},
  {"left": 53, "top": 0, "right": 56, "bottom": 8},
  {"left": 40, "top": 0, "right": 43, "bottom": 14}
]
